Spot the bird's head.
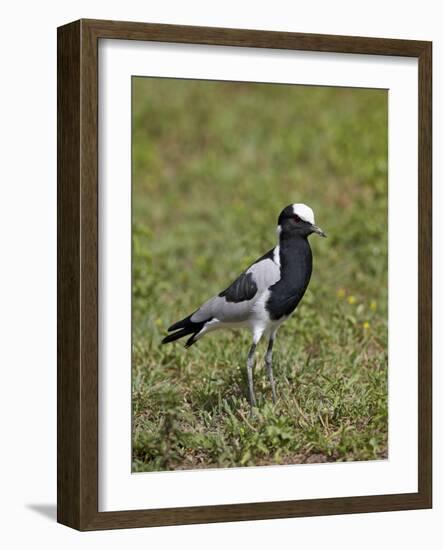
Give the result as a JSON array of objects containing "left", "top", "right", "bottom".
[{"left": 277, "top": 203, "right": 326, "bottom": 240}]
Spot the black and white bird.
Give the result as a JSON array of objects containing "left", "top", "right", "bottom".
[{"left": 162, "top": 204, "right": 326, "bottom": 407}]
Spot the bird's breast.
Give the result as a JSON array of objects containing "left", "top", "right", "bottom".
[{"left": 265, "top": 237, "right": 313, "bottom": 320}]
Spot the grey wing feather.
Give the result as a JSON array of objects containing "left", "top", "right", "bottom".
[{"left": 191, "top": 256, "right": 281, "bottom": 324}]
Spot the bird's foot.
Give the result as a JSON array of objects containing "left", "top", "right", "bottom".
[{"left": 248, "top": 394, "right": 257, "bottom": 417}]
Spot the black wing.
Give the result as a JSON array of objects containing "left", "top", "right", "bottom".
[{"left": 218, "top": 271, "right": 258, "bottom": 303}]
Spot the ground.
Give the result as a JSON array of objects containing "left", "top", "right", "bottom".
[{"left": 131, "top": 78, "right": 388, "bottom": 472}]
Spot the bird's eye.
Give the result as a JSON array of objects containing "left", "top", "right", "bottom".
[{"left": 293, "top": 215, "right": 301, "bottom": 223}]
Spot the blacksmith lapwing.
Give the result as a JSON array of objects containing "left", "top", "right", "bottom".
[{"left": 162, "top": 204, "right": 326, "bottom": 407}]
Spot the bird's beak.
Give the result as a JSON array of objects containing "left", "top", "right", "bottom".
[{"left": 311, "top": 224, "right": 327, "bottom": 238}]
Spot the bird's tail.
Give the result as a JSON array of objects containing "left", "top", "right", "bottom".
[{"left": 161, "top": 314, "right": 209, "bottom": 348}]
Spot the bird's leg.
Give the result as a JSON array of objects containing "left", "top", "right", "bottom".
[
  {"left": 265, "top": 335, "right": 277, "bottom": 404},
  {"left": 246, "top": 343, "right": 257, "bottom": 409}
]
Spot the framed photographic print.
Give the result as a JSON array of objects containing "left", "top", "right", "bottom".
[{"left": 57, "top": 19, "right": 432, "bottom": 530}]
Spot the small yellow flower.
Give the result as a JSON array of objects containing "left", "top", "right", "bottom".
[
  {"left": 337, "top": 288, "right": 346, "bottom": 298},
  {"left": 363, "top": 321, "right": 370, "bottom": 330},
  {"left": 347, "top": 295, "right": 356, "bottom": 305},
  {"left": 154, "top": 318, "right": 163, "bottom": 327},
  {"left": 370, "top": 300, "right": 377, "bottom": 311}
]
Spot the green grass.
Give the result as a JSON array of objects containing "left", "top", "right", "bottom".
[{"left": 131, "top": 78, "right": 388, "bottom": 471}]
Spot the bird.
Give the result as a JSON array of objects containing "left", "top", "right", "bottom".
[{"left": 162, "top": 203, "right": 326, "bottom": 408}]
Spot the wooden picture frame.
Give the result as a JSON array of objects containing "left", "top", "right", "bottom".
[{"left": 57, "top": 18, "right": 432, "bottom": 530}]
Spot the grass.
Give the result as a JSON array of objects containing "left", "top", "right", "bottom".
[{"left": 131, "top": 78, "right": 388, "bottom": 472}]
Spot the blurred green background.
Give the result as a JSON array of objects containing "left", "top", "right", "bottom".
[{"left": 132, "top": 78, "right": 388, "bottom": 472}]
